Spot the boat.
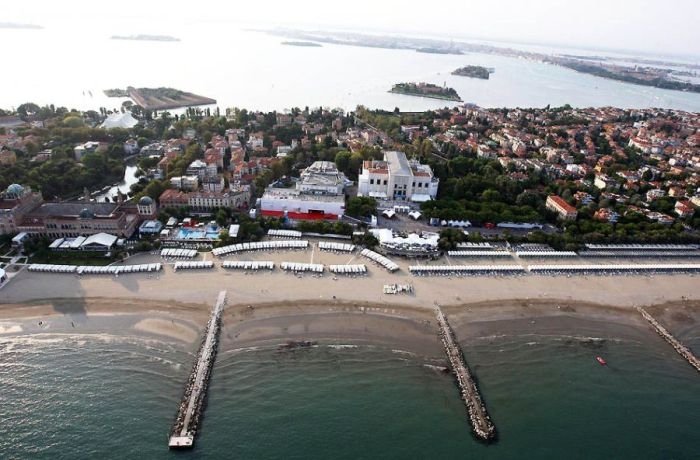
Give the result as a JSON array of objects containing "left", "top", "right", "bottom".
[{"left": 596, "top": 356, "right": 607, "bottom": 366}]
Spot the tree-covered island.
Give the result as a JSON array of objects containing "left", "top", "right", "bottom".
[
  {"left": 452, "top": 65, "right": 492, "bottom": 80},
  {"left": 389, "top": 83, "right": 462, "bottom": 102}
]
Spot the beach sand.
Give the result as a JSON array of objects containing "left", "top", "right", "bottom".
[{"left": 2, "top": 247, "right": 699, "bottom": 352}]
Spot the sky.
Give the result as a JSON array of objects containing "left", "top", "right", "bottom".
[{"left": 4, "top": 0, "right": 699, "bottom": 58}]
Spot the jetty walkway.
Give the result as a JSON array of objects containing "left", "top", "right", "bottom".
[
  {"left": 169, "top": 290, "right": 227, "bottom": 448},
  {"left": 435, "top": 307, "right": 496, "bottom": 441},
  {"left": 637, "top": 306, "right": 700, "bottom": 373}
]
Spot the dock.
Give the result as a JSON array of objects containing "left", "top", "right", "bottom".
[
  {"left": 435, "top": 307, "right": 496, "bottom": 441},
  {"left": 169, "top": 291, "right": 227, "bottom": 448},
  {"left": 637, "top": 306, "right": 700, "bottom": 373}
]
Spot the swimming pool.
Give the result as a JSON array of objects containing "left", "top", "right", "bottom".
[{"left": 175, "top": 226, "right": 221, "bottom": 240}]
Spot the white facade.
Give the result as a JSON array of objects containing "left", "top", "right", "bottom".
[
  {"left": 260, "top": 161, "right": 347, "bottom": 219},
  {"left": 357, "top": 151, "right": 439, "bottom": 202},
  {"left": 260, "top": 190, "right": 345, "bottom": 218},
  {"left": 170, "top": 175, "right": 199, "bottom": 191}
]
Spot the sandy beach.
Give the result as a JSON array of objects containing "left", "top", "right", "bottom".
[{"left": 1, "top": 246, "right": 699, "bottom": 351}]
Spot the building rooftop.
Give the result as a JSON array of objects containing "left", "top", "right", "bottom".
[
  {"left": 28, "top": 202, "right": 119, "bottom": 218},
  {"left": 386, "top": 151, "right": 411, "bottom": 177}
]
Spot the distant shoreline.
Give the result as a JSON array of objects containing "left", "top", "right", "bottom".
[
  {"left": 389, "top": 89, "right": 463, "bottom": 102},
  {"left": 111, "top": 34, "right": 180, "bottom": 42},
  {"left": 0, "top": 22, "right": 43, "bottom": 30},
  {"left": 103, "top": 86, "right": 216, "bottom": 110},
  {"left": 281, "top": 41, "right": 322, "bottom": 47}
]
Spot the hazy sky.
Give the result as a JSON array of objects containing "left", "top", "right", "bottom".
[{"left": 5, "top": 0, "right": 699, "bottom": 57}]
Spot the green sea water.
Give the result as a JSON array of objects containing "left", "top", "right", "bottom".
[{"left": 1, "top": 323, "right": 698, "bottom": 459}]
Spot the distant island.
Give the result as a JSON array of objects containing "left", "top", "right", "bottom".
[
  {"left": 416, "top": 47, "right": 463, "bottom": 55},
  {"left": 111, "top": 34, "right": 180, "bottom": 42},
  {"left": 452, "top": 65, "right": 493, "bottom": 80},
  {"left": 552, "top": 60, "right": 700, "bottom": 94},
  {"left": 389, "top": 82, "right": 462, "bottom": 102},
  {"left": 103, "top": 89, "right": 130, "bottom": 98},
  {"left": 104, "top": 87, "right": 216, "bottom": 110},
  {"left": 281, "top": 41, "right": 322, "bottom": 47},
  {"left": 269, "top": 29, "right": 700, "bottom": 94},
  {"left": 0, "top": 22, "right": 43, "bottom": 29}
]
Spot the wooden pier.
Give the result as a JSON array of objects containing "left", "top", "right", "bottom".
[
  {"left": 169, "top": 291, "right": 227, "bottom": 449},
  {"left": 637, "top": 306, "right": 700, "bottom": 373},
  {"left": 435, "top": 307, "right": 497, "bottom": 441}
]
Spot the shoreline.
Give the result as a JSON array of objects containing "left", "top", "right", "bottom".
[
  {"left": 388, "top": 89, "right": 463, "bottom": 102},
  {"left": 2, "top": 296, "right": 698, "bottom": 357}
]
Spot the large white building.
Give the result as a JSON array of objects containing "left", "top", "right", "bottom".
[
  {"left": 357, "top": 151, "right": 439, "bottom": 202},
  {"left": 260, "top": 161, "right": 347, "bottom": 220}
]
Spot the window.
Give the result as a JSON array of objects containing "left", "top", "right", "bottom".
[
  {"left": 370, "top": 179, "right": 374, "bottom": 185},
  {"left": 383, "top": 180, "right": 387, "bottom": 185}
]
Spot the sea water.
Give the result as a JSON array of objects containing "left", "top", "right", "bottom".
[
  {"left": 2, "top": 26, "right": 700, "bottom": 113},
  {"left": 1, "top": 325, "right": 698, "bottom": 459}
]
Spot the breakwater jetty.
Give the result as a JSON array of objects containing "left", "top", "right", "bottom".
[
  {"left": 435, "top": 307, "right": 497, "bottom": 441},
  {"left": 169, "top": 291, "right": 227, "bottom": 448},
  {"left": 637, "top": 306, "right": 700, "bottom": 373}
]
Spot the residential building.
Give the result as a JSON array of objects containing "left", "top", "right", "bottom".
[
  {"left": 0, "top": 149, "right": 17, "bottom": 165},
  {"left": 188, "top": 190, "right": 249, "bottom": 212},
  {"left": 170, "top": 176, "right": 200, "bottom": 191},
  {"left": 675, "top": 200, "right": 695, "bottom": 218},
  {"left": 546, "top": 195, "right": 578, "bottom": 220},
  {"left": 186, "top": 159, "right": 209, "bottom": 179},
  {"left": 73, "top": 141, "right": 105, "bottom": 161},
  {"left": 124, "top": 139, "right": 140, "bottom": 155},
  {"left": 202, "top": 175, "right": 225, "bottom": 193}
]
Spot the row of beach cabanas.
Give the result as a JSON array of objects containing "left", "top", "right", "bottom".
[
  {"left": 328, "top": 264, "right": 367, "bottom": 274},
  {"left": 455, "top": 242, "right": 494, "bottom": 249},
  {"left": 221, "top": 261, "right": 275, "bottom": 270},
  {"left": 528, "top": 263, "right": 700, "bottom": 275},
  {"left": 280, "top": 262, "right": 324, "bottom": 273},
  {"left": 173, "top": 261, "right": 214, "bottom": 271},
  {"left": 359, "top": 249, "right": 400, "bottom": 272},
  {"left": 28, "top": 264, "right": 77, "bottom": 273},
  {"left": 28, "top": 263, "right": 162, "bottom": 275},
  {"left": 212, "top": 240, "right": 309, "bottom": 256},
  {"left": 578, "top": 250, "right": 700, "bottom": 258},
  {"left": 409, "top": 265, "right": 525, "bottom": 276},
  {"left": 448, "top": 250, "right": 512, "bottom": 258},
  {"left": 160, "top": 248, "right": 198, "bottom": 259},
  {"left": 318, "top": 241, "right": 356, "bottom": 252},
  {"left": 584, "top": 243, "right": 699, "bottom": 251},
  {"left": 268, "top": 229, "right": 302, "bottom": 239},
  {"left": 516, "top": 251, "right": 578, "bottom": 258}
]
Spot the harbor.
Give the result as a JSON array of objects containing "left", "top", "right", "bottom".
[
  {"left": 168, "top": 291, "right": 227, "bottom": 449},
  {"left": 637, "top": 306, "right": 700, "bottom": 373},
  {"left": 434, "top": 307, "right": 497, "bottom": 442}
]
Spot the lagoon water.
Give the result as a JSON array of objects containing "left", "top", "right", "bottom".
[
  {"left": 1, "top": 321, "right": 699, "bottom": 459},
  {"left": 2, "top": 26, "right": 700, "bottom": 113}
]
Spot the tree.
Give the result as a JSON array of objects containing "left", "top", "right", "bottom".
[
  {"left": 215, "top": 208, "right": 229, "bottom": 226},
  {"left": 346, "top": 197, "right": 377, "bottom": 219},
  {"left": 63, "top": 116, "right": 84, "bottom": 128},
  {"left": 348, "top": 153, "right": 364, "bottom": 175},
  {"left": 438, "top": 228, "right": 467, "bottom": 250},
  {"left": 142, "top": 180, "right": 168, "bottom": 201},
  {"left": 334, "top": 150, "right": 352, "bottom": 174}
]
